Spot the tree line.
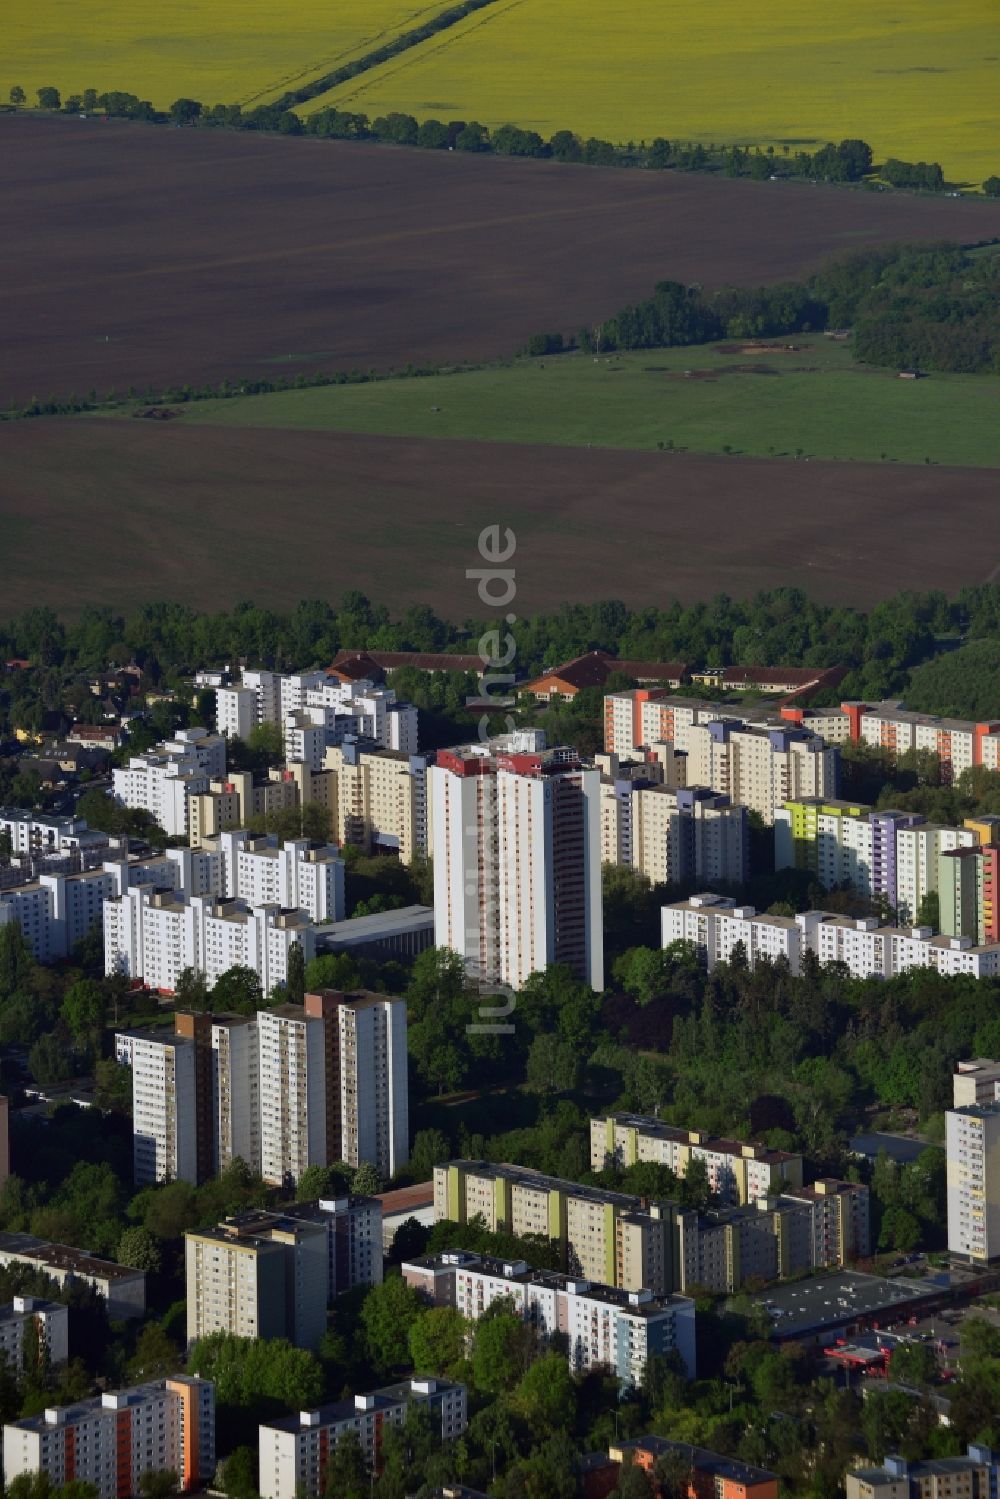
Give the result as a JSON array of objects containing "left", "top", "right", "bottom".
[
  {"left": 12, "top": 82, "right": 997, "bottom": 196},
  {"left": 565, "top": 240, "right": 1000, "bottom": 377}
]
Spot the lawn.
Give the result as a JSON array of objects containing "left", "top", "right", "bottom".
[
  {"left": 166, "top": 340, "right": 1000, "bottom": 467},
  {"left": 306, "top": 0, "right": 1000, "bottom": 184},
  {"left": 3, "top": 0, "right": 440, "bottom": 110}
]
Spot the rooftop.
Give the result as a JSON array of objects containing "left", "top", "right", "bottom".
[
  {"left": 262, "top": 1377, "right": 463, "bottom": 1433},
  {"left": 441, "top": 1160, "right": 643, "bottom": 1210},
  {"left": 601, "top": 1112, "right": 800, "bottom": 1166},
  {"left": 0, "top": 1233, "right": 145, "bottom": 1283},
  {"left": 744, "top": 1270, "right": 938, "bottom": 1339},
  {"left": 614, "top": 1436, "right": 776, "bottom": 1486}
]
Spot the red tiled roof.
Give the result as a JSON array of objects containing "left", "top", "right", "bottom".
[
  {"left": 526, "top": 652, "right": 689, "bottom": 693},
  {"left": 327, "top": 650, "right": 482, "bottom": 679}
]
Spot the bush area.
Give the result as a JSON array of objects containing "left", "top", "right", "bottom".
[{"left": 572, "top": 241, "right": 1000, "bottom": 375}]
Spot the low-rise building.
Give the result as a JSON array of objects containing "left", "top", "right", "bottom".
[
  {"left": 662, "top": 895, "right": 803, "bottom": 973},
  {"left": 403, "top": 1250, "right": 696, "bottom": 1388},
  {"left": 2, "top": 1377, "right": 214, "bottom": 1499},
  {"left": 0, "top": 1234, "right": 145, "bottom": 1319},
  {"left": 258, "top": 1379, "right": 467, "bottom": 1499},
  {"left": 609, "top": 1436, "right": 778, "bottom": 1499}
]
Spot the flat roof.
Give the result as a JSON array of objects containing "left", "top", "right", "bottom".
[
  {"left": 602, "top": 1113, "right": 799, "bottom": 1165},
  {"left": 318, "top": 905, "right": 434, "bottom": 942},
  {"left": 0, "top": 1233, "right": 145, "bottom": 1282},
  {"left": 617, "top": 1436, "right": 776, "bottom": 1485},
  {"left": 263, "top": 1378, "right": 463, "bottom": 1432},
  {"left": 442, "top": 1160, "right": 642, "bottom": 1209},
  {"left": 746, "top": 1271, "right": 938, "bottom": 1338}
]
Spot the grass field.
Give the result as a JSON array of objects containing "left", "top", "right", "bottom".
[
  {"left": 160, "top": 340, "right": 1000, "bottom": 468},
  {"left": 3, "top": 0, "right": 440, "bottom": 109},
  {"left": 309, "top": 0, "right": 1000, "bottom": 183}
]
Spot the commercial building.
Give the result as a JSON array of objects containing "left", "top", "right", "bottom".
[
  {"left": 946, "top": 1101, "right": 1000, "bottom": 1262},
  {"left": 104, "top": 886, "right": 316, "bottom": 994},
  {"left": 845, "top": 1446, "right": 999, "bottom": 1499},
  {"left": 432, "top": 738, "right": 603, "bottom": 991},
  {"left": 2, "top": 1376, "right": 214, "bottom": 1499},
  {"left": 257, "top": 1378, "right": 467, "bottom": 1499},
  {"left": 403, "top": 1250, "right": 696, "bottom": 1388},
  {"left": 185, "top": 1212, "right": 327, "bottom": 1349},
  {"left": 0, "top": 1297, "right": 69, "bottom": 1369},
  {"left": 316, "top": 905, "right": 435, "bottom": 962},
  {"left": 591, "top": 1115, "right": 803, "bottom": 1207},
  {"left": 744, "top": 1270, "right": 939, "bottom": 1347},
  {"left": 0, "top": 1235, "right": 145, "bottom": 1320},
  {"left": 322, "top": 740, "right": 431, "bottom": 863},
  {"left": 609, "top": 1436, "right": 778, "bottom": 1499}
]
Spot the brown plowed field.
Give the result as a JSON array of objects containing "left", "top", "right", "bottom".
[
  {"left": 1, "top": 418, "right": 996, "bottom": 618},
  {"left": 5, "top": 116, "right": 1000, "bottom": 407}
]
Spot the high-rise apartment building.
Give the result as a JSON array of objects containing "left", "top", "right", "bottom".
[
  {"left": 185, "top": 1212, "right": 327, "bottom": 1349},
  {"left": 676, "top": 720, "right": 838, "bottom": 825},
  {"left": 432, "top": 740, "right": 603, "bottom": 991},
  {"left": 112, "top": 729, "right": 227, "bottom": 837},
  {"left": 602, "top": 782, "right": 747, "bottom": 887},
  {"left": 2, "top": 1377, "right": 214, "bottom": 1499},
  {"left": 282, "top": 1196, "right": 384, "bottom": 1298},
  {"left": 119, "top": 991, "right": 407, "bottom": 1190},
  {"left": 946, "top": 1101, "right": 1000, "bottom": 1262},
  {"left": 323, "top": 741, "right": 431, "bottom": 863},
  {"left": 126, "top": 1031, "right": 199, "bottom": 1186}
]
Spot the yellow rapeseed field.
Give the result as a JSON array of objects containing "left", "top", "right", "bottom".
[
  {"left": 4, "top": 0, "right": 442, "bottom": 110},
  {"left": 307, "top": 0, "right": 1000, "bottom": 183}
]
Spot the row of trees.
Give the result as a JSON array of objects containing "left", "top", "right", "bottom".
[
  {"left": 16, "top": 81, "right": 991, "bottom": 193},
  {"left": 560, "top": 240, "right": 1000, "bottom": 377},
  {"left": 5, "top": 581, "right": 1000, "bottom": 745}
]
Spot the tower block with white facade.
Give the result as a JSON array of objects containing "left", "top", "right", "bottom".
[{"left": 432, "top": 738, "right": 603, "bottom": 991}]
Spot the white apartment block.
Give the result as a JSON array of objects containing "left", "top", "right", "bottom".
[
  {"left": 323, "top": 741, "right": 431, "bottom": 863},
  {"left": 0, "top": 1297, "right": 69, "bottom": 1369},
  {"left": 2, "top": 1377, "right": 214, "bottom": 1499},
  {"left": 849, "top": 702, "right": 1000, "bottom": 784},
  {"left": 218, "top": 667, "right": 417, "bottom": 759},
  {"left": 662, "top": 894, "right": 802, "bottom": 972},
  {"left": 0, "top": 809, "right": 90, "bottom": 857},
  {"left": 404, "top": 1250, "right": 696, "bottom": 1388},
  {"left": 947, "top": 1102, "right": 1000, "bottom": 1262},
  {"left": 676, "top": 720, "right": 838, "bottom": 825},
  {"left": 104, "top": 886, "right": 316, "bottom": 993},
  {"left": 602, "top": 781, "right": 747, "bottom": 887},
  {"left": 432, "top": 740, "right": 603, "bottom": 991},
  {"left": 894, "top": 822, "right": 975, "bottom": 924},
  {"left": 0, "top": 869, "right": 114, "bottom": 961},
  {"left": 257, "top": 1005, "right": 330, "bottom": 1187},
  {"left": 233, "top": 836, "right": 344, "bottom": 923},
  {"left": 258, "top": 1379, "right": 467, "bottom": 1499},
  {"left": 591, "top": 1115, "right": 803, "bottom": 1207},
  {"left": 126, "top": 1031, "right": 198, "bottom": 1185},
  {"left": 112, "top": 732, "right": 219, "bottom": 837},
  {"left": 185, "top": 1213, "right": 328, "bottom": 1349}
]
